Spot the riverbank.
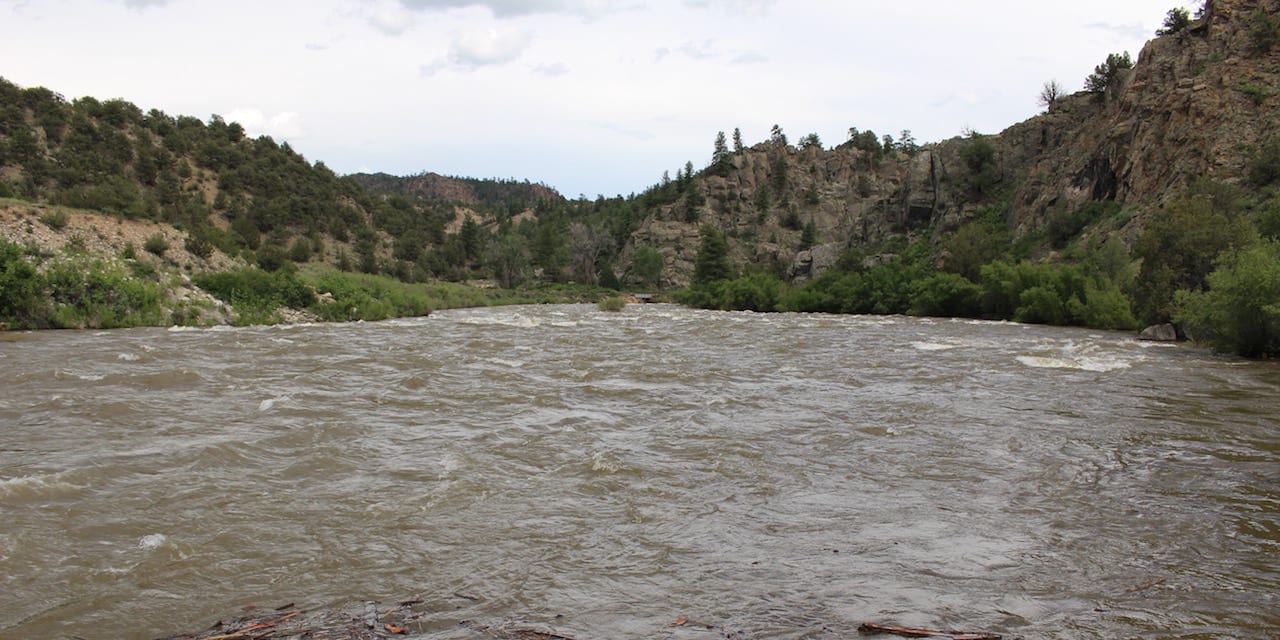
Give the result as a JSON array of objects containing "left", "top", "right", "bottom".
[{"left": 0, "top": 202, "right": 639, "bottom": 330}]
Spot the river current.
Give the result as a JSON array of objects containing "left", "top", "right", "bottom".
[{"left": 0, "top": 304, "right": 1276, "bottom": 639}]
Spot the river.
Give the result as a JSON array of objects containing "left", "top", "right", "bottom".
[{"left": 0, "top": 304, "right": 1276, "bottom": 639}]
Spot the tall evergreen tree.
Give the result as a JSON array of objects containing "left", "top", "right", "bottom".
[{"left": 693, "top": 224, "right": 732, "bottom": 284}]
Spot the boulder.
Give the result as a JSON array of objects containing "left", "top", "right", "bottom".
[{"left": 1138, "top": 323, "right": 1180, "bottom": 341}]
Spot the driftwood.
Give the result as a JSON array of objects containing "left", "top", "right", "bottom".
[
  {"left": 153, "top": 600, "right": 429, "bottom": 640},
  {"left": 859, "top": 621, "right": 1002, "bottom": 640}
]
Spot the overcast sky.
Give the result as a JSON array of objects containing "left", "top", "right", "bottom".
[{"left": 3, "top": 0, "right": 1189, "bottom": 198}]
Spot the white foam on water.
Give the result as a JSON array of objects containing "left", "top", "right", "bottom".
[
  {"left": 117, "top": 352, "right": 141, "bottom": 361},
  {"left": 1016, "top": 355, "right": 1132, "bottom": 372},
  {"left": 0, "top": 472, "right": 86, "bottom": 499},
  {"left": 258, "top": 395, "right": 290, "bottom": 412},
  {"left": 911, "top": 341, "right": 958, "bottom": 352},
  {"left": 138, "top": 533, "right": 168, "bottom": 550}
]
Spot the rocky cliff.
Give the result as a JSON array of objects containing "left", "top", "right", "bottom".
[
  {"left": 625, "top": 0, "right": 1280, "bottom": 287},
  {"left": 1007, "top": 0, "right": 1280, "bottom": 233}
]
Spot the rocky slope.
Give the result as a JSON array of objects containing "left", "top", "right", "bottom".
[
  {"left": 620, "top": 0, "right": 1280, "bottom": 287},
  {"left": 1007, "top": 0, "right": 1280, "bottom": 232}
]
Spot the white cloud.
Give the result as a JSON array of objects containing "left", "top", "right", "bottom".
[
  {"left": 532, "top": 61, "right": 569, "bottom": 76},
  {"left": 681, "top": 0, "right": 774, "bottom": 17},
  {"left": 369, "top": 5, "right": 416, "bottom": 35},
  {"left": 424, "top": 27, "right": 533, "bottom": 72},
  {"left": 122, "top": 0, "right": 172, "bottom": 8},
  {"left": 397, "top": 0, "right": 637, "bottom": 18},
  {"left": 226, "top": 109, "right": 305, "bottom": 141}
]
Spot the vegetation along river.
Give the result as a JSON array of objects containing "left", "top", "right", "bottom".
[{"left": 1, "top": 304, "right": 1276, "bottom": 639}]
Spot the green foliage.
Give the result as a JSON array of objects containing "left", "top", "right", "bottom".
[
  {"left": 941, "top": 210, "right": 1009, "bottom": 281},
  {"left": 597, "top": 296, "right": 626, "bottom": 312},
  {"left": 0, "top": 239, "right": 167, "bottom": 329},
  {"left": 255, "top": 244, "right": 288, "bottom": 271},
  {"left": 1249, "top": 9, "right": 1280, "bottom": 53},
  {"left": 631, "top": 245, "right": 664, "bottom": 288},
  {"left": 1047, "top": 200, "right": 1120, "bottom": 248},
  {"left": 143, "top": 232, "right": 169, "bottom": 256},
  {"left": 959, "top": 133, "right": 1000, "bottom": 200},
  {"left": 306, "top": 269, "right": 434, "bottom": 322},
  {"left": 1084, "top": 51, "right": 1133, "bottom": 94},
  {"left": 39, "top": 209, "right": 70, "bottom": 230},
  {"left": 1133, "top": 188, "right": 1256, "bottom": 323},
  {"left": 676, "top": 272, "right": 785, "bottom": 312},
  {"left": 978, "top": 259, "right": 1137, "bottom": 329},
  {"left": 692, "top": 224, "right": 732, "bottom": 284},
  {"left": 0, "top": 240, "right": 42, "bottom": 328},
  {"left": 799, "top": 217, "right": 818, "bottom": 250},
  {"left": 194, "top": 268, "right": 315, "bottom": 322},
  {"left": 1247, "top": 140, "right": 1280, "bottom": 188},
  {"left": 42, "top": 255, "right": 165, "bottom": 328},
  {"left": 288, "top": 236, "right": 313, "bottom": 262},
  {"left": 1256, "top": 198, "right": 1280, "bottom": 240},
  {"left": 184, "top": 230, "right": 215, "bottom": 259},
  {"left": 1176, "top": 239, "right": 1280, "bottom": 357},
  {"left": 910, "top": 272, "right": 982, "bottom": 318},
  {"left": 1156, "top": 7, "right": 1191, "bottom": 35}
]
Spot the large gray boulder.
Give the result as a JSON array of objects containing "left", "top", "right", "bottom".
[{"left": 1138, "top": 323, "right": 1180, "bottom": 342}]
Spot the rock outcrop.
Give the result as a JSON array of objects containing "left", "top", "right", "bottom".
[{"left": 624, "top": 0, "right": 1280, "bottom": 286}]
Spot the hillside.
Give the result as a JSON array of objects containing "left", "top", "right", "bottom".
[
  {"left": 1, "top": 0, "right": 1278, "bottom": 354},
  {"left": 349, "top": 171, "right": 562, "bottom": 209}
]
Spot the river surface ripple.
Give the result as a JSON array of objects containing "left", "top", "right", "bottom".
[{"left": 0, "top": 304, "right": 1277, "bottom": 639}]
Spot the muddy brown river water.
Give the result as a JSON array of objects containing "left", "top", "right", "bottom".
[{"left": 1, "top": 304, "right": 1276, "bottom": 639}]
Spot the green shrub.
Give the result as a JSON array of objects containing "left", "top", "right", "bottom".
[
  {"left": 597, "top": 296, "right": 626, "bottom": 312},
  {"left": 910, "top": 272, "right": 982, "bottom": 318},
  {"left": 194, "top": 268, "right": 315, "bottom": 319},
  {"left": 184, "top": 231, "right": 214, "bottom": 259},
  {"left": 143, "top": 232, "right": 169, "bottom": 256},
  {"left": 1047, "top": 201, "right": 1120, "bottom": 249},
  {"left": 1248, "top": 140, "right": 1280, "bottom": 187},
  {"left": 1084, "top": 51, "right": 1133, "bottom": 94},
  {"left": 1250, "top": 10, "right": 1279, "bottom": 52},
  {"left": 41, "top": 255, "right": 164, "bottom": 329},
  {"left": 0, "top": 240, "right": 42, "bottom": 328},
  {"left": 39, "top": 209, "right": 70, "bottom": 230},
  {"left": 306, "top": 269, "right": 433, "bottom": 322},
  {"left": 1156, "top": 7, "right": 1191, "bottom": 35},
  {"left": 1175, "top": 239, "right": 1280, "bottom": 357}
]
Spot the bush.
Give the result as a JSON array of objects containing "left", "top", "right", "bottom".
[
  {"left": 910, "top": 272, "right": 982, "bottom": 318},
  {"left": 597, "top": 296, "right": 626, "bottom": 312},
  {"left": 0, "top": 240, "right": 42, "bottom": 328},
  {"left": 306, "top": 269, "right": 433, "bottom": 322},
  {"left": 1175, "top": 240, "right": 1280, "bottom": 357},
  {"left": 959, "top": 133, "right": 1000, "bottom": 199},
  {"left": 42, "top": 256, "right": 164, "bottom": 328},
  {"left": 1250, "top": 10, "right": 1280, "bottom": 52},
  {"left": 1084, "top": 51, "right": 1133, "bottom": 94},
  {"left": 194, "top": 268, "right": 315, "bottom": 320},
  {"left": 1156, "top": 7, "right": 1191, "bottom": 35},
  {"left": 143, "top": 232, "right": 169, "bottom": 256},
  {"left": 1133, "top": 191, "right": 1256, "bottom": 324},
  {"left": 39, "top": 209, "right": 70, "bottom": 230},
  {"left": 184, "top": 231, "right": 214, "bottom": 259},
  {"left": 1047, "top": 201, "right": 1120, "bottom": 249},
  {"left": 1248, "top": 140, "right": 1280, "bottom": 187}
]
